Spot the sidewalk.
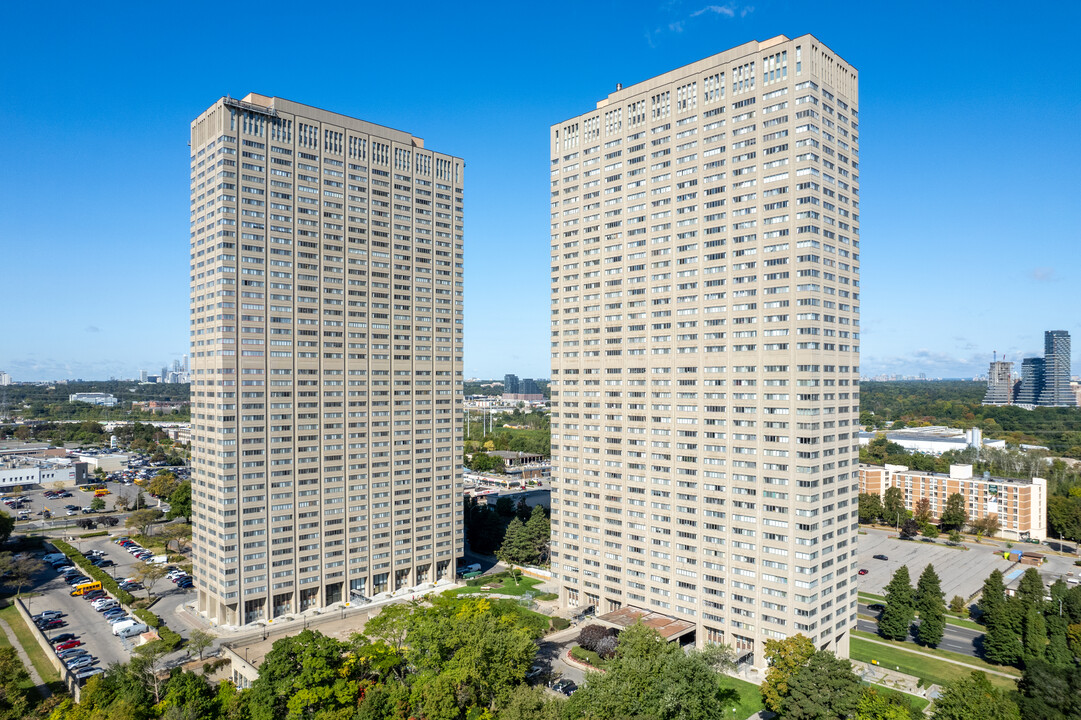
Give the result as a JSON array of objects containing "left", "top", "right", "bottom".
[{"left": 0, "top": 617, "right": 51, "bottom": 698}]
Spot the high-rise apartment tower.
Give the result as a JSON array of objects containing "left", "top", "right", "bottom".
[
  {"left": 1039, "top": 330, "right": 1075, "bottom": 407},
  {"left": 189, "top": 94, "right": 465, "bottom": 625},
  {"left": 983, "top": 359, "right": 1013, "bottom": 405},
  {"left": 549, "top": 35, "right": 860, "bottom": 667}
]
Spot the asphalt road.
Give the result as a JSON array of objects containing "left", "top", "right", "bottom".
[{"left": 857, "top": 602, "right": 984, "bottom": 658}]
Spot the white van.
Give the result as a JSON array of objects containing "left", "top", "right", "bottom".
[
  {"left": 111, "top": 619, "right": 140, "bottom": 635},
  {"left": 117, "top": 623, "right": 148, "bottom": 639},
  {"left": 43, "top": 553, "right": 67, "bottom": 564}
]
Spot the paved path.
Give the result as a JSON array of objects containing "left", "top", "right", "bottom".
[
  {"left": 855, "top": 634, "right": 1019, "bottom": 679},
  {"left": 0, "top": 617, "right": 52, "bottom": 698}
]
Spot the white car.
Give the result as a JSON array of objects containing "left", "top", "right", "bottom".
[{"left": 91, "top": 597, "right": 116, "bottom": 609}]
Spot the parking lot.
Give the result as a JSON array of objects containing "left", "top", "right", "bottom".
[
  {"left": 857, "top": 529, "right": 1015, "bottom": 600},
  {"left": 4, "top": 481, "right": 169, "bottom": 530}
]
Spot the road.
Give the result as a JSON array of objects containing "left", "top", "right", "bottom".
[{"left": 858, "top": 602, "right": 984, "bottom": 658}]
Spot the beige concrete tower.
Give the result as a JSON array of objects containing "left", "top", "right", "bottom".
[
  {"left": 549, "top": 36, "right": 860, "bottom": 667},
  {"left": 189, "top": 95, "right": 464, "bottom": 625}
]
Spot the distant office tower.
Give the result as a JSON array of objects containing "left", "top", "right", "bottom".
[
  {"left": 504, "top": 374, "right": 520, "bottom": 394},
  {"left": 189, "top": 93, "right": 464, "bottom": 625},
  {"left": 140, "top": 370, "right": 148, "bottom": 383},
  {"left": 0, "top": 371, "right": 11, "bottom": 386},
  {"left": 549, "top": 35, "right": 860, "bottom": 666},
  {"left": 983, "top": 360, "right": 1013, "bottom": 405},
  {"left": 520, "top": 378, "right": 540, "bottom": 395},
  {"left": 1015, "top": 357, "right": 1044, "bottom": 404},
  {"left": 1039, "top": 330, "right": 1075, "bottom": 407},
  {"left": 183, "top": 354, "right": 190, "bottom": 373}
]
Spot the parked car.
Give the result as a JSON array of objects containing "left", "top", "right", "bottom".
[
  {"left": 50, "top": 633, "right": 77, "bottom": 645},
  {"left": 873, "top": 554, "right": 889, "bottom": 561},
  {"left": 75, "top": 667, "right": 104, "bottom": 682},
  {"left": 38, "top": 619, "right": 65, "bottom": 630},
  {"left": 95, "top": 559, "right": 114, "bottom": 568},
  {"left": 83, "top": 590, "right": 107, "bottom": 601},
  {"left": 57, "top": 648, "right": 88, "bottom": 660},
  {"left": 66, "top": 656, "right": 96, "bottom": 671},
  {"left": 55, "top": 640, "right": 83, "bottom": 651},
  {"left": 550, "top": 679, "right": 577, "bottom": 696},
  {"left": 32, "top": 611, "right": 64, "bottom": 622},
  {"left": 858, "top": 569, "right": 868, "bottom": 576},
  {"left": 868, "top": 603, "right": 886, "bottom": 612}
]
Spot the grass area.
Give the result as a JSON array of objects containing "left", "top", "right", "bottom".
[
  {"left": 448, "top": 575, "right": 544, "bottom": 597},
  {"left": 858, "top": 591, "right": 887, "bottom": 603},
  {"left": 0, "top": 604, "right": 61, "bottom": 687},
  {"left": 720, "top": 675, "right": 765, "bottom": 720},
  {"left": 851, "top": 630, "right": 1019, "bottom": 677},
  {"left": 570, "top": 645, "right": 609, "bottom": 669},
  {"left": 944, "top": 615, "right": 984, "bottom": 631},
  {"left": 851, "top": 637, "right": 1018, "bottom": 692}
]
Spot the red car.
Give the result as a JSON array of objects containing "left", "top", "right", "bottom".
[
  {"left": 55, "top": 640, "right": 82, "bottom": 651},
  {"left": 858, "top": 569, "right": 868, "bottom": 576}
]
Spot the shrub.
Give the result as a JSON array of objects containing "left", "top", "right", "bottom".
[
  {"left": 203, "top": 658, "right": 229, "bottom": 675},
  {"left": 577, "top": 623, "right": 617, "bottom": 652},
  {"left": 537, "top": 592, "right": 559, "bottom": 601},
  {"left": 595, "top": 634, "right": 618, "bottom": 658},
  {"left": 550, "top": 617, "right": 570, "bottom": 631},
  {"left": 949, "top": 595, "right": 967, "bottom": 614},
  {"left": 167, "top": 554, "right": 186, "bottom": 563},
  {"left": 158, "top": 625, "right": 182, "bottom": 650},
  {"left": 78, "top": 531, "right": 108, "bottom": 539},
  {"left": 133, "top": 608, "right": 161, "bottom": 628}
]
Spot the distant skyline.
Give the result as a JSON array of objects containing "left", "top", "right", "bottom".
[{"left": 1, "top": 1, "right": 1078, "bottom": 382}]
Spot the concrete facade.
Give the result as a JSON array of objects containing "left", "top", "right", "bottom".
[
  {"left": 189, "top": 94, "right": 464, "bottom": 626},
  {"left": 549, "top": 35, "right": 860, "bottom": 668},
  {"left": 859, "top": 463, "right": 1047, "bottom": 541}
]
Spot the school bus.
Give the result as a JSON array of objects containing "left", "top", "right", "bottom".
[
  {"left": 94, "top": 488, "right": 111, "bottom": 497},
  {"left": 70, "top": 581, "right": 102, "bottom": 596}
]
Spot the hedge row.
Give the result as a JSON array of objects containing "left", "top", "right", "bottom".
[
  {"left": 79, "top": 531, "right": 109, "bottom": 539},
  {"left": 50, "top": 539, "right": 136, "bottom": 605},
  {"left": 133, "top": 608, "right": 160, "bottom": 628}
]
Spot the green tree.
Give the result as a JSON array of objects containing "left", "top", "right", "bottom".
[
  {"left": 90, "top": 496, "right": 106, "bottom": 511},
  {"left": 125, "top": 507, "right": 163, "bottom": 536},
  {"left": 133, "top": 562, "right": 168, "bottom": 599},
  {"left": 148, "top": 470, "right": 179, "bottom": 499},
  {"left": 494, "top": 496, "right": 515, "bottom": 517},
  {"left": 0, "top": 512, "right": 13, "bottom": 545},
  {"left": 948, "top": 529, "right": 963, "bottom": 545},
  {"left": 940, "top": 493, "right": 968, "bottom": 530},
  {"left": 900, "top": 518, "right": 921, "bottom": 539},
  {"left": 1016, "top": 659, "right": 1081, "bottom": 720},
  {"left": 782, "top": 651, "right": 862, "bottom": 720},
  {"left": 878, "top": 565, "right": 915, "bottom": 641},
  {"left": 0, "top": 553, "right": 43, "bottom": 597},
  {"left": 167, "top": 480, "right": 192, "bottom": 521},
  {"left": 1015, "top": 568, "right": 1044, "bottom": 611},
  {"left": 497, "top": 517, "right": 536, "bottom": 566},
  {"left": 978, "top": 569, "right": 1006, "bottom": 620},
  {"left": 923, "top": 524, "right": 940, "bottom": 540},
  {"left": 1022, "top": 605, "right": 1047, "bottom": 663},
  {"left": 950, "top": 596, "right": 967, "bottom": 614},
  {"left": 883, "top": 486, "right": 906, "bottom": 525},
  {"left": 857, "top": 686, "right": 920, "bottom": 720},
  {"left": 983, "top": 613, "right": 1024, "bottom": 666},
  {"left": 159, "top": 670, "right": 218, "bottom": 720},
  {"left": 1045, "top": 616, "right": 1073, "bottom": 667},
  {"left": 760, "top": 633, "right": 816, "bottom": 713},
  {"left": 248, "top": 629, "right": 358, "bottom": 720},
  {"left": 915, "top": 564, "right": 946, "bottom": 648},
  {"left": 0, "top": 647, "right": 31, "bottom": 720},
  {"left": 930, "top": 671, "right": 1020, "bottom": 720},
  {"left": 858, "top": 493, "right": 884, "bottom": 524},
  {"left": 524, "top": 504, "right": 550, "bottom": 564},
  {"left": 970, "top": 513, "right": 1002, "bottom": 539},
  {"left": 113, "top": 494, "right": 130, "bottom": 512},
  {"left": 497, "top": 685, "right": 561, "bottom": 720},
  {"left": 187, "top": 629, "right": 215, "bottom": 661}
]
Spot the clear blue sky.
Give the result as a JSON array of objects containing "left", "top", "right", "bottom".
[{"left": 1, "top": 0, "right": 1078, "bottom": 382}]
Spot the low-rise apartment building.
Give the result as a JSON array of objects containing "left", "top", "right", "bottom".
[{"left": 859, "top": 463, "right": 1046, "bottom": 541}]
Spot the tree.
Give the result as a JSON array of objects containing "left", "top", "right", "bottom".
[
  {"left": 125, "top": 507, "right": 163, "bottom": 537},
  {"left": 923, "top": 524, "right": 940, "bottom": 540},
  {"left": 930, "top": 671, "right": 1020, "bottom": 720},
  {"left": 1021, "top": 605, "right": 1047, "bottom": 663},
  {"left": 133, "top": 562, "right": 168, "bottom": 599},
  {"left": 913, "top": 497, "right": 933, "bottom": 525},
  {"left": 858, "top": 493, "right": 884, "bottom": 524},
  {"left": 1045, "top": 616, "right": 1073, "bottom": 667},
  {"left": 131, "top": 640, "right": 171, "bottom": 705},
  {"left": 497, "top": 517, "right": 536, "bottom": 566},
  {"left": 160, "top": 522, "right": 192, "bottom": 554},
  {"left": 760, "top": 633, "right": 815, "bottom": 713},
  {"left": 159, "top": 670, "right": 218, "bottom": 720},
  {"left": 166, "top": 480, "right": 192, "bottom": 521},
  {"left": 940, "top": 493, "right": 968, "bottom": 530},
  {"left": 113, "top": 494, "right": 130, "bottom": 512},
  {"left": 915, "top": 564, "right": 946, "bottom": 647},
  {"left": 0, "top": 512, "right": 13, "bottom": 545},
  {"left": 0, "top": 554, "right": 43, "bottom": 597},
  {"left": 247, "top": 629, "right": 359, "bottom": 720},
  {"left": 900, "top": 518, "right": 921, "bottom": 539},
  {"left": 950, "top": 595, "right": 967, "bottom": 614},
  {"left": 524, "top": 504, "right": 550, "bottom": 564},
  {"left": 1016, "top": 660, "right": 1081, "bottom": 720},
  {"left": 577, "top": 624, "right": 618, "bottom": 652},
  {"left": 883, "top": 486, "right": 906, "bottom": 526},
  {"left": 978, "top": 569, "right": 1006, "bottom": 621},
  {"left": 971, "top": 513, "right": 1002, "bottom": 539},
  {"left": 494, "top": 496, "right": 515, "bottom": 517},
  {"left": 948, "top": 529, "right": 963, "bottom": 545},
  {"left": 782, "top": 651, "right": 862, "bottom": 720},
  {"left": 148, "top": 470, "right": 179, "bottom": 499},
  {"left": 878, "top": 565, "right": 915, "bottom": 641},
  {"left": 1015, "top": 568, "right": 1044, "bottom": 611},
  {"left": 984, "top": 613, "right": 1024, "bottom": 666},
  {"left": 515, "top": 497, "right": 531, "bottom": 522},
  {"left": 187, "top": 629, "right": 215, "bottom": 661},
  {"left": 90, "top": 496, "right": 106, "bottom": 511},
  {"left": 858, "top": 686, "right": 921, "bottom": 720},
  {"left": 0, "top": 647, "right": 31, "bottom": 720}
]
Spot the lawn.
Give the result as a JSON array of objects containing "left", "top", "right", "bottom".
[
  {"left": 0, "top": 604, "right": 61, "bottom": 687},
  {"left": 862, "top": 684, "right": 930, "bottom": 714},
  {"left": 858, "top": 591, "right": 887, "bottom": 603},
  {"left": 943, "top": 615, "right": 984, "bottom": 631},
  {"left": 448, "top": 575, "right": 544, "bottom": 597},
  {"left": 850, "top": 637, "right": 1017, "bottom": 692},
  {"left": 720, "top": 675, "right": 765, "bottom": 720},
  {"left": 851, "top": 630, "right": 1019, "bottom": 677}
]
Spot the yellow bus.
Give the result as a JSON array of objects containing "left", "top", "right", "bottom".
[
  {"left": 70, "top": 581, "right": 102, "bottom": 596},
  {"left": 94, "top": 488, "right": 111, "bottom": 497}
]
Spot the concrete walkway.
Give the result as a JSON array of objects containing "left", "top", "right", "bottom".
[
  {"left": 0, "top": 617, "right": 51, "bottom": 698},
  {"left": 856, "top": 634, "right": 1019, "bottom": 679}
]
